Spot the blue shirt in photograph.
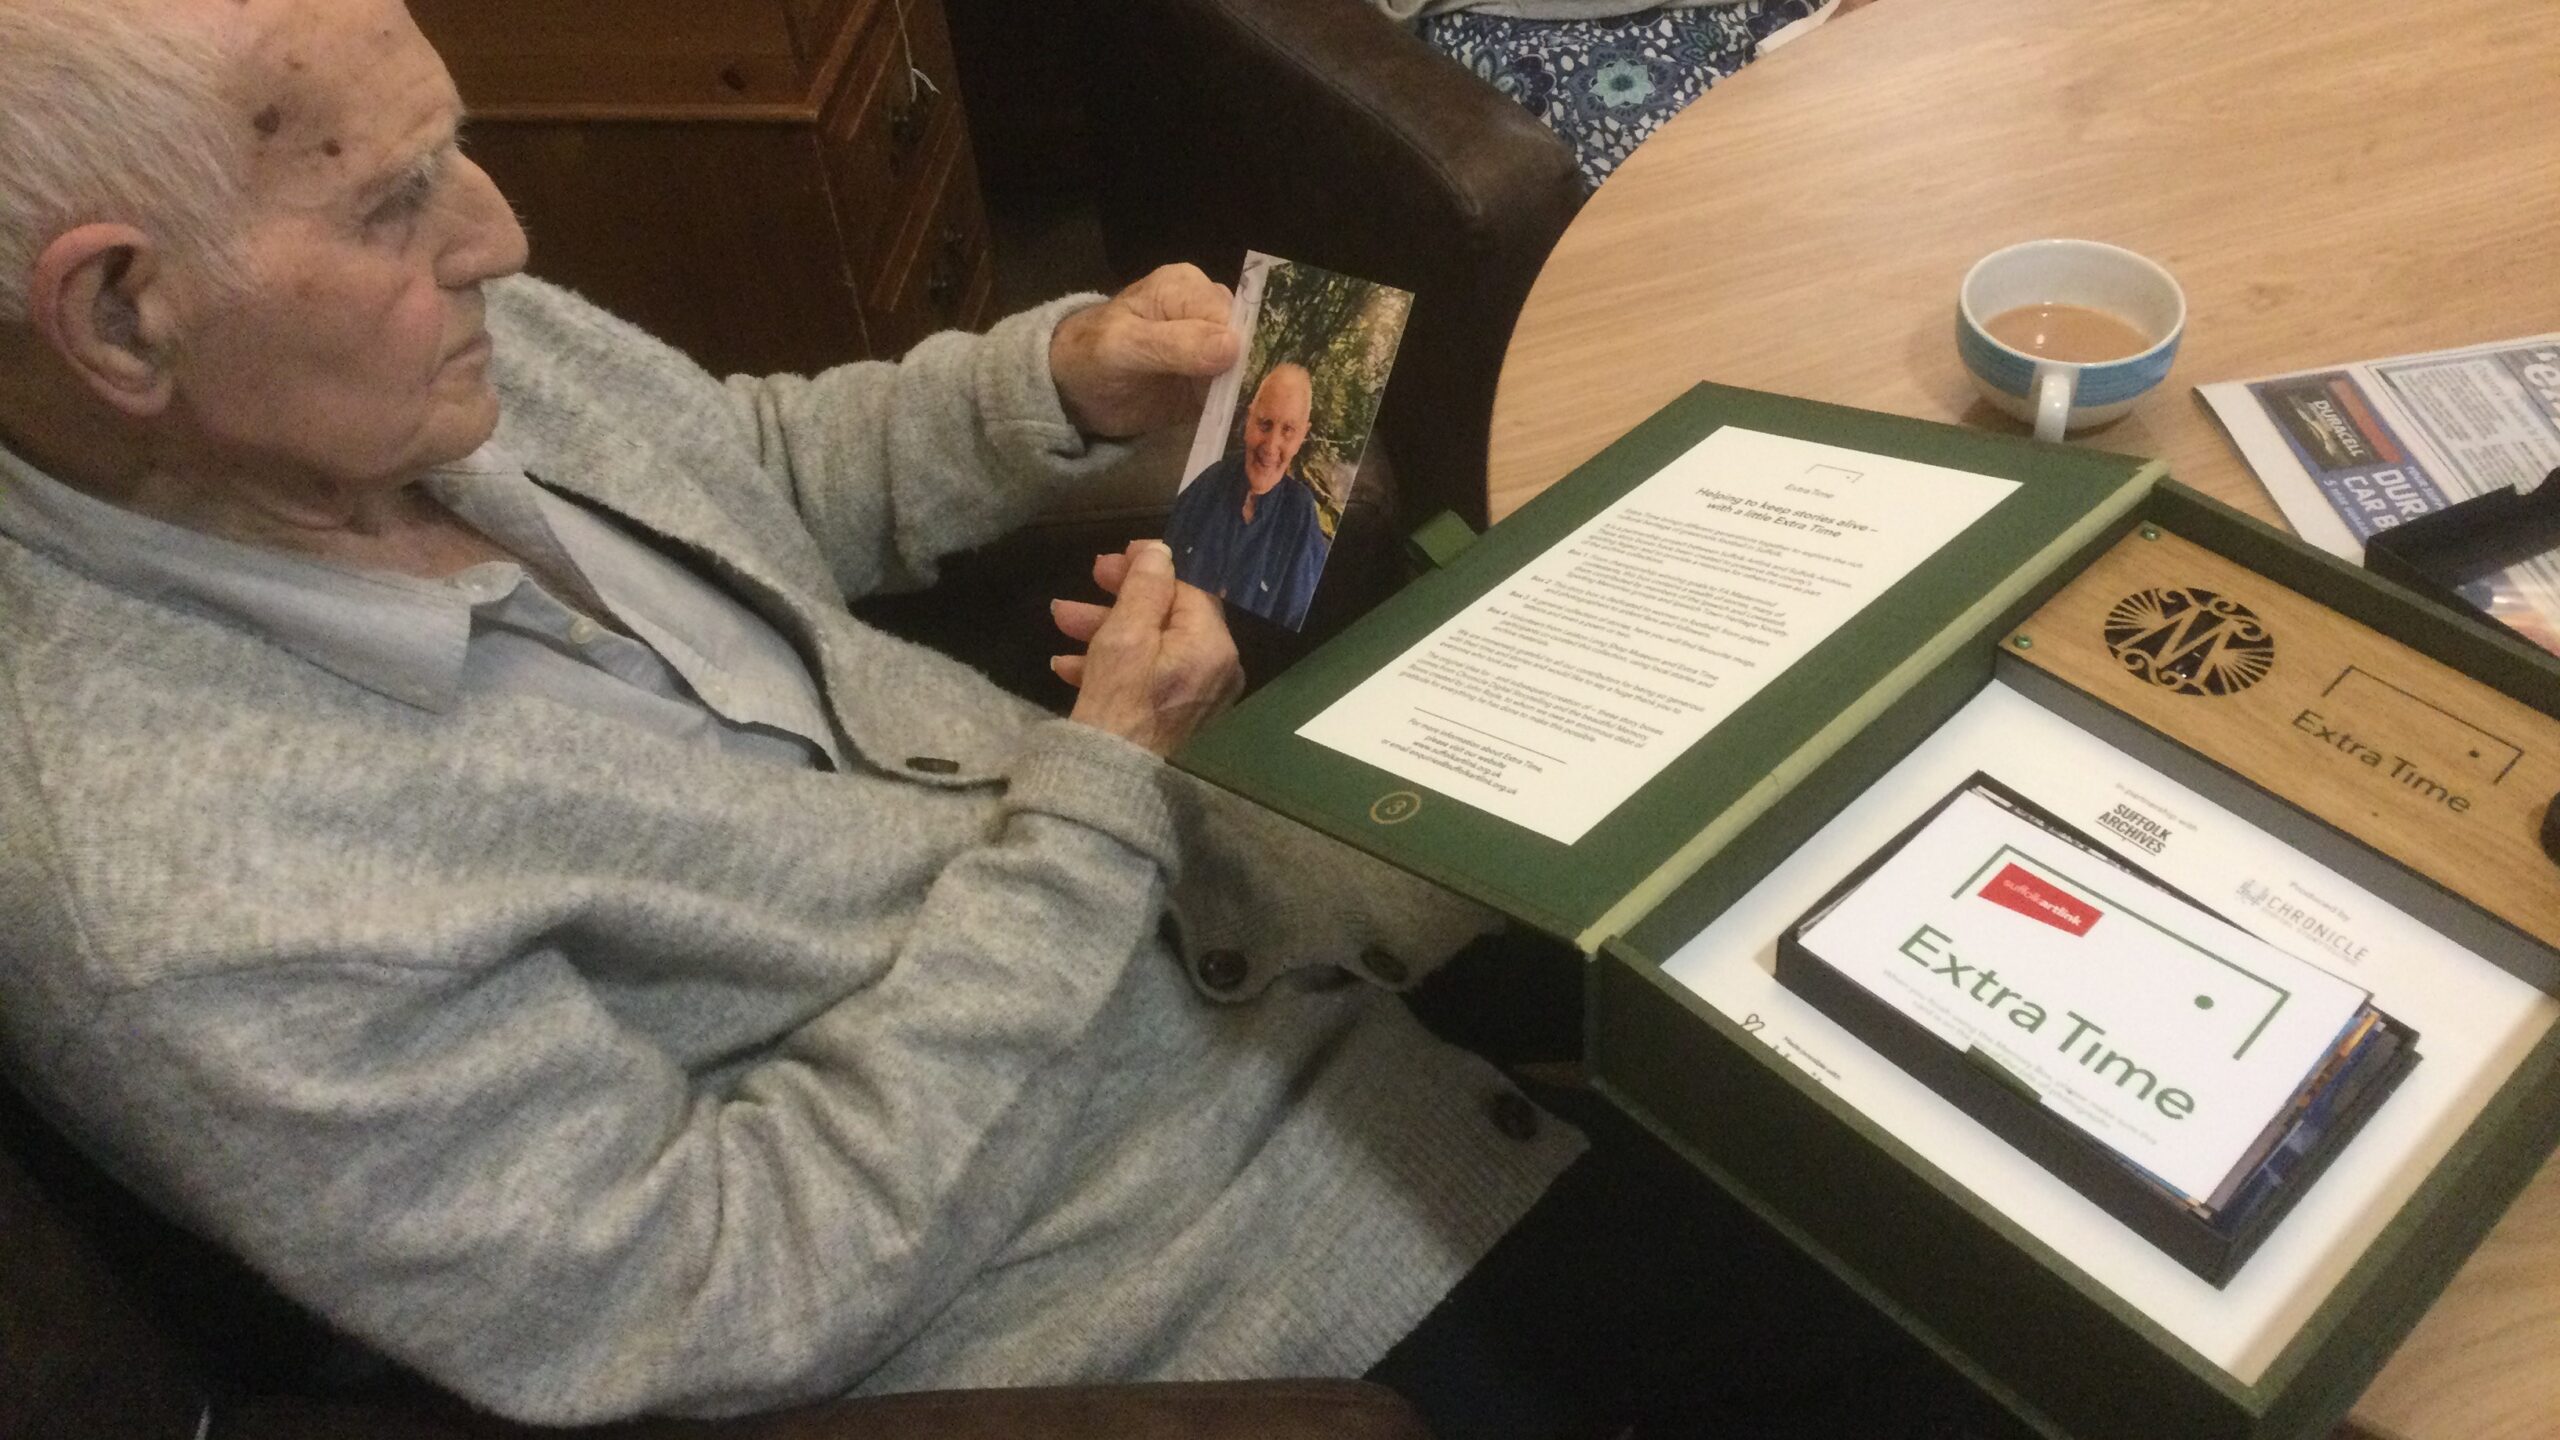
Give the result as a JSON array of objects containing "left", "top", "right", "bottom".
[{"left": 1165, "top": 453, "right": 1332, "bottom": 629}]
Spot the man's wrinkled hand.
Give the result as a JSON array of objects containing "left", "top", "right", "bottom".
[
  {"left": 1049, "top": 265, "right": 1241, "bottom": 439},
  {"left": 1051, "top": 541, "right": 1243, "bottom": 756}
]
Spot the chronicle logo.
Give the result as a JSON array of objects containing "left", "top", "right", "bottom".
[
  {"left": 2102, "top": 588, "right": 2276, "bottom": 697},
  {"left": 2234, "top": 879, "right": 2371, "bottom": 966}
]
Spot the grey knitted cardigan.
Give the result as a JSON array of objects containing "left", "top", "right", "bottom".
[{"left": 0, "top": 279, "right": 1580, "bottom": 1424}]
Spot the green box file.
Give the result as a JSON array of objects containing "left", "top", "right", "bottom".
[
  {"left": 1595, "top": 486, "right": 2560, "bottom": 1440},
  {"left": 1173, "top": 388, "right": 2560, "bottom": 1440}
]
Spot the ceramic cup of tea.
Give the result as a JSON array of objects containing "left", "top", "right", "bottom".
[{"left": 1957, "top": 239, "right": 2186, "bottom": 442}]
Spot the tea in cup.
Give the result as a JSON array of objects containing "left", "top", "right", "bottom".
[{"left": 1957, "top": 240, "right": 2186, "bottom": 442}]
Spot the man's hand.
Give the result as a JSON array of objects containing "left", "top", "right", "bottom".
[
  {"left": 1051, "top": 541, "right": 1243, "bottom": 756},
  {"left": 1049, "top": 265, "right": 1242, "bottom": 439}
]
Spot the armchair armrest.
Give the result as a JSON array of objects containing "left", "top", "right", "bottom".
[
  {"left": 1081, "top": 0, "right": 1585, "bottom": 528},
  {"left": 7, "top": 1060, "right": 1436, "bottom": 1440},
  {"left": 226, "top": 1381, "right": 1433, "bottom": 1440},
  {"left": 0, "top": 1137, "right": 208, "bottom": 1440}
]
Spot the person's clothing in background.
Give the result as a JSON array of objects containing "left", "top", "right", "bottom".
[
  {"left": 1421, "top": 0, "right": 1834, "bottom": 190},
  {"left": 1374, "top": 0, "right": 1747, "bottom": 21},
  {"left": 1165, "top": 452, "right": 1333, "bottom": 629}
]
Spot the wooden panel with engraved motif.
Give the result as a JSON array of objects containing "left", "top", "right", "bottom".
[{"left": 2011, "top": 528, "right": 2560, "bottom": 952}]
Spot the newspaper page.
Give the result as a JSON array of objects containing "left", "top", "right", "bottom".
[{"left": 2198, "top": 335, "right": 2560, "bottom": 654}]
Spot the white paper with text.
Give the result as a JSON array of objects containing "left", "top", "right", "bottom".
[
  {"left": 1297, "top": 428, "right": 2018, "bottom": 842},
  {"left": 1797, "top": 789, "right": 2370, "bottom": 1201}
]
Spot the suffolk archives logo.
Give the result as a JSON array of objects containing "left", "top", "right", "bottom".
[
  {"left": 2103, "top": 587, "right": 2276, "bottom": 697},
  {"left": 2096, "top": 801, "right": 2172, "bottom": 855}
]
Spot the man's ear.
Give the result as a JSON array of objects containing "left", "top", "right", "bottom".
[{"left": 26, "top": 224, "right": 179, "bottom": 419}]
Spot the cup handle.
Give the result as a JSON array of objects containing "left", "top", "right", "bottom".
[
  {"left": 2037, "top": 361, "right": 2078, "bottom": 440},
  {"left": 2032, "top": 362, "right": 2076, "bottom": 443}
]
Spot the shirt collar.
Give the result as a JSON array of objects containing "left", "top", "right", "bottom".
[{"left": 0, "top": 442, "right": 491, "bottom": 712}]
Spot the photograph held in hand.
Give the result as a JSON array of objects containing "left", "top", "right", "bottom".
[{"left": 1169, "top": 251, "right": 1414, "bottom": 631}]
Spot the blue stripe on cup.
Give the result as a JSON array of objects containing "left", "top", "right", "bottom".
[
  {"left": 1956, "top": 315, "right": 2035, "bottom": 396},
  {"left": 1958, "top": 311, "right": 2179, "bottom": 406},
  {"left": 2074, "top": 342, "right": 2179, "bottom": 405}
]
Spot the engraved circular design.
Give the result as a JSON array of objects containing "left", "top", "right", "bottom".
[
  {"left": 1369, "top": 791, "right": 1424, "bottom": 826},
  {"left": 2101, "top": 588, "right": 2275, "bottom": 697}
]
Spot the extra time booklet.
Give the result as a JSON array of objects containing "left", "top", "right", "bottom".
[
  {"left": 1175, "top": 384, "right": 2164, "bottom": 952},
  {"left": 1772, "top": 774, "right": 2419, "bottom": 1283},
  {"left": 1791, "top": 780, "right": 2374, "bottom": 1205}
]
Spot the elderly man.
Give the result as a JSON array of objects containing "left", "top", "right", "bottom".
[
  {"left": 1166, "top": 362, "right": 1333, "bottom": 628},
  {"left": 0, "top": 0, "right": 1576, "bottom": 1415},
  {"left": 0, "top": 3, "right": 2022, "bottom": 1438}
]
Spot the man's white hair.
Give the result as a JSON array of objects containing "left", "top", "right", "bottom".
[{"left": 0, "top": 0, "right": 249, "bottom": 323}]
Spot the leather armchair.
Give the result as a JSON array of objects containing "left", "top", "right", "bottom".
[
  {"left": 2, "top": 1077, "right": 1430, "bottom": 1440},
  {"left": 1078, "top": 0, "right": 1587, "bottom": 532}
]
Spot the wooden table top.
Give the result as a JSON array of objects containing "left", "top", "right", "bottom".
[
  {"left": 1483, "top": 2, "right": 2560, "bottom": 1436},
  {"left": 1487, "top": 0, "right": 2556, "bottom": 528}
]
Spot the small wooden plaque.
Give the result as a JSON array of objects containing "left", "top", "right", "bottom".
[{"left": 2012, "top": 528, "right": 2560, "bottom": 952}]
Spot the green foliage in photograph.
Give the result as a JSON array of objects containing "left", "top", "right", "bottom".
[{"left": 1228, "top": 262, "right": 1413, "bottom": 536}]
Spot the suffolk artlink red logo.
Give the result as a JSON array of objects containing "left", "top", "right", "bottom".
[{"left": 1980, "top": 863, "right": 2102, "bottom": 937}]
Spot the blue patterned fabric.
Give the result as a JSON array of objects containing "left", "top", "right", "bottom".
[{"left": 1419, "top": 2, "right": 1826, "bottom": 190}]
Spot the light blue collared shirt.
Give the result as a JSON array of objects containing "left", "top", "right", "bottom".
[{"left": 0, "top": 442, "right": 843, "bottom": 771}]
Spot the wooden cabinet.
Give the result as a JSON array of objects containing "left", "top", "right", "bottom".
[{"left": 411, "top": 0, "right": 995, "bottom": 376}]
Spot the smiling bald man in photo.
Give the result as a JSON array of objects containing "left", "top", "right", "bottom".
[{"left": 1165, "top": 362, "right": 1335, "bottom": 629}]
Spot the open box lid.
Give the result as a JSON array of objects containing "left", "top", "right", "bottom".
[{"left": 1175, "top": 384, "right": 2162, "bottom": 949}]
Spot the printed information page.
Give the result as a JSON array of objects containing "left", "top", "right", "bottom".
[
  {"left": 1796, "top": 789, "right": 2371, "bottom": 1202},
  {"left": 1297, "top": 427, "right": 2019, "bottom": 843}
]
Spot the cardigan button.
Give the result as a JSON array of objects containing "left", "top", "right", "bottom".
[
  {"left": 904, "top": 756, "right": 961, "bottom": 775},
  {"left": 1358, "top": 946, "right": 1410, "bottom": 986},
  {"left": 1197, "top": 949, "right": 1250, "bottom": 993},
  {"left": 1487, "top": 1091, "right": 1541, "bottom": 1143}
]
